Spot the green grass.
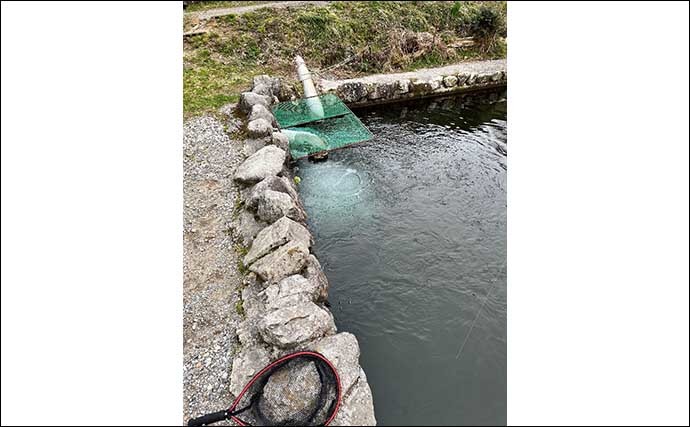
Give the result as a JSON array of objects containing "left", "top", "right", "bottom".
[
  {"left": 184, "top": 1, "right": 506, "bottom": 116},
  {"left": 235, "top": 299, "right": 245, "bottom": 317}
]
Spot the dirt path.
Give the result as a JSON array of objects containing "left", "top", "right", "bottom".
[
  {"left": 186, "top": 1, "right": 331, "bottom": 20},
  {"left": 183, "top": 115, "right": 245, "bottom": 425}
]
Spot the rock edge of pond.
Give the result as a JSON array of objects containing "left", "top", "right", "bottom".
[
  {"left": 227, "top": 74, "right": 376, "bottom": 426},
  {"left": 226, "top": 61, "right": 507, "bottom": 425},
  {"left": 319, "top": 59, "right": 507, "bottom": 107}
]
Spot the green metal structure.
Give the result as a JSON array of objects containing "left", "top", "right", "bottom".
[{"left": 272, "top": 93, "right": 373, "bottom": 159}]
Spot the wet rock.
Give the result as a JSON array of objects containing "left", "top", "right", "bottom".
[
  {"left": 337, "top": 82, "right": 369, "bottom": 103},
  {"left": 249, "top": 239, "right": 311, "bottom": 284},
  {"left": 248, "top": 104, "right": 277, "bottom": 127},
  {"left": 244, "top": 216, "right": 312, "bottom": 267},
  {"left": 259, "top": 301, "right": 336, "bottom": 347},
  {"left": 257, "top": 190, "right": 306, "bottom": 224},
  {"left": 330, "top": 370, "right": 376, "bottom": 426},
  {"left": 246, "top": 176, "right": 300, "bottom": 211},
  {"left": 261, "top": 360, "right": 322, "bottom": 423},
  {"left": 232, "top": 209, "right": 267, "bottom": 247},
  {"left": 239, "top": 91, "right": 271, "bottom": 113},
  {"left": 271, "top": 132, "right": 289, "bottom": 151},
  {"left": 262, "top": 274, "right": 321, "bottom": 311},
  {"left": 303, "top": 254, "right": 329, "bottom": 302},
  {"left": 246, "top": 118, "right": 273, "bottom": 138},
  {"left": 310, "top": 332, "right": 361, "bottom": 395},
  {"left": 234, "top": 145, "right": 286, "bottom": 184},
  {"left": 229, "top": 345, "right": 271, "bottom": 397}
]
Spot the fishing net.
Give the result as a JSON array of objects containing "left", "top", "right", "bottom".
[
  {"left": 188, "top": 351, "right": 341, "bottom": 426},
  {"left": 272, "top": 94, "right": 351, "bottom": 128},
  {"left": 272, "top": 94, "right": 374, "bottom": 160}
]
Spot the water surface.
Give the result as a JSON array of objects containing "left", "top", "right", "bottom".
[{"left": 297, "top": 91, "right": 507, "bottom": 426}]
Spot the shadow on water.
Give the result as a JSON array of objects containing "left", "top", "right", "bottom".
[{"left": 296, "top": 89, "right": 507, "bottom": 426}]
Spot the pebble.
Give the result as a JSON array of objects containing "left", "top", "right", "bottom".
[{"left": 183, "top": 115, "right": 246, "bottom": 424}]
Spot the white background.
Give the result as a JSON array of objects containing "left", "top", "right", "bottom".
[{"left": 1, "top": 1, "right": 688, "bottom": 425}]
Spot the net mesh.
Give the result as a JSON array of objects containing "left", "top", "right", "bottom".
[
  {"left": 230, "top": 353, "right": 340, "bottom": 426},
  {"left": 272, "top": 94, "right": 374, "bottom": 159},
  {"left": 272, "top": 94, "right": 352, "bottom": 128},
  {"left": 287, "top": 114, "right": 374, "bottom": 160}
]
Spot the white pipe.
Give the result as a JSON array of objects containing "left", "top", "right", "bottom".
[{"left": 295, "top": 55, "right": 324, "bottom": 118}]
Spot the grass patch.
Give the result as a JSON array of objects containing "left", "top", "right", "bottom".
[
  {"left": 235, "top": 299, "right": 245, "bottom": 317},
  {"left": 185, "top": 1, "right": 270, "bottom": 13},
  {"left": 234, "top": 243, "right": 250, "bottom": 275},
  {"left": 184, "top": 1, "right": 506, "bottom": 116}
]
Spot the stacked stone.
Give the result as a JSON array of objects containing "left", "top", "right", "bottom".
[
  {"left": 319, "top": 60, "right": 507, "bottom": 105},
  {"left": 228, "top": 75, "right": 376, "bottom": 426}
]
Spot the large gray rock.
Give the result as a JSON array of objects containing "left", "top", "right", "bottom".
[
  {"left": 257, "top": 190, "right": 306, "bottom": 224},
  {"left": 271, "top": 132, "right": 289, "bottom": 151},
  {"left": 310, "top": 332, "right": 362, "bottom": 395},
  {"left": 262, "top": 274, "right": 321, "bottom": 311},
  {"left": 258, "top": 301, "right": 336, "bottom": 347},
  {"left": 232, "top": 209, "right": 267, "bottom": 247},
  {"left": 244, "top": 216, "right": 312, "bottom": 267},
  {"left": 246, "top": 118, "right": 273, "bottom": 138},
  {"left": 249, "top": 239, "right": 311, "bottom": 284},
  {"left": 261, "top": 359, "right": 322, "bottom": 424},
  {"left": 242, "top": 137, "right": 268, "bottom": 158},
  {"left": 234, "top": 145, "right": 286, "bottom": 184},
  {"left": 229, "top": 345, "right": 271, "bottom": 397},
  {"left": 330, "top": 369, "right": 377, "bottom": 426},
  {"left": 303, "top": 254, "right": 330, "bottom": 302},
  {"left": 246, "top": 176, "right": 300, "bottom": 210},
  {"left": 253, "top": 74, "right": 282, "bottom": 98},
  {"left": 239, "top": 91, "right": 271, "bottom": 113},
  {"left": 251, "top": 83, "right": 272, "bottom": 97},
  {"left": 248, "top": 104, "right": 277, "bottom": 126}
]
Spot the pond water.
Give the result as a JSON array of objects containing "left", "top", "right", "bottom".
[{"left": 296, "top": 91, "right": 507, "bottom": 426}]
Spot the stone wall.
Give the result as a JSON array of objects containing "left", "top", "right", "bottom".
[
  {"left": 227, "top": 75, "right": 376, "bottom": 426},
  {"left": 318, "top": 59, "right": 506, "bottom": 107}
]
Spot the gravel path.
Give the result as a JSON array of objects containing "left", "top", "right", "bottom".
[
  {"left": 186, "top": 1, "right": 331, "bottom": 20},
  {"left": 183, "top": 115, "right": 245, "bottom": 425}
]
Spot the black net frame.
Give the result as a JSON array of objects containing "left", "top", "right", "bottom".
[{"left": 187, "top": 351, "right": 342, "bottom": 427}]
